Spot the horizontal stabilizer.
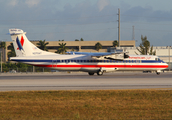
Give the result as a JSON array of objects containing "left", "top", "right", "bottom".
[{"left": 9, "top": 29, "right": 25, "bottom": 35}]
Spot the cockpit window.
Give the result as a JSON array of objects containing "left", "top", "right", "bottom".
[{"left": 155, "top": 58, "right": 161, "bottom": 61}]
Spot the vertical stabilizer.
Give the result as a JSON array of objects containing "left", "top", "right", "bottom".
[{"left": 9, "top": 29, "right": 56, "bottom": 57}]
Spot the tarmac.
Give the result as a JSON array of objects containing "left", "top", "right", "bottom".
[{"left": 0, "top": 72, "right": 172, "bottom": 91}]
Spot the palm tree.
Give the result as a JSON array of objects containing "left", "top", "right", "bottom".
[
  {"left": 149, "top": 46, "right": 156, "bottom": 55},
  {"left": 55, "top": 43, "right": 68, "bottom": 54},
  {"left": 75, "top": 38, "right": 84, "bottom": 41},
  {"left": 95, "top": 42, "right": 102, "bottom": 52},
  {"left": 135, "top": 35, "right": 156, "bottom": 55},
  {"left": 8, "top": 43, "right": 16, "bottom": 58},
  {"left": 112, "top": 40, "right": 118, "bottom": 47},
  {"left": 59, "top": 40, "right": 64, "bottom": 41},
  {"left": 0, "top": 42, "right": 6, "bottom": 49},
  {"left": 0, "top": 42, "right": 6, "bottom": 62},
  {"left": 37, "top": 40, "right": 49, "bottom": 51}
]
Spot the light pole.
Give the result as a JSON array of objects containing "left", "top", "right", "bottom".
[{"left": 118, "top": 8, "right": 120, "bottom": 47}]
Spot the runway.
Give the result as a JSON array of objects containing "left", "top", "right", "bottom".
[{"left": 0, "top": 72, "right": 172, "bottom": 91}]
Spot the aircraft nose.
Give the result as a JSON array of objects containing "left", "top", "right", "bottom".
[{"left": 165, "top": 63, "right": 169, "bottom": 68}]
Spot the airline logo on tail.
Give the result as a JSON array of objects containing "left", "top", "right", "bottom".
[{"left": 16, "top": 36, "right": 24, "bottom": 51}]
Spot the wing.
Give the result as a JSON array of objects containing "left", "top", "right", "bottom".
[
  {"left": 67, "top": 52, "right": 129, "bottom": 61},
  {"left": 91, "top": 53, "right": 129, "bottom": 61}
]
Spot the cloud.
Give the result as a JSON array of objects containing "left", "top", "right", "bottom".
[
  {"left": 1, "top": 0, "right": 172, "bottom": 46},
  {"left": 97, "top": 0, "right": 110, "bottom": 11},
  {"left": 25, "top": 0, "right": 41, "bottom": 7},
  {"left": 122, "top": 6, "right": 172, "bottom": 22},
  {"left": 8, "top": 0, "right": 18, "bottom": 6}
]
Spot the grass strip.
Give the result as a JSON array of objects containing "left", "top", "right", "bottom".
[{"left": 0, "top": 90, "right": 172, "bottom": 120}]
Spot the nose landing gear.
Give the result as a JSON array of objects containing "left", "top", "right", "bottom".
[{"left": 156, "top": 70, "right": 161, "bottom": 75}]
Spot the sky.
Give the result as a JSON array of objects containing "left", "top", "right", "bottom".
[{"left": 0, "top": 0, "right": 172, "bottom": 46}]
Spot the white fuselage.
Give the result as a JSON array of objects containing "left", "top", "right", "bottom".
[{"left": 10, "top": 54, "right": 168, "bottom": 72}]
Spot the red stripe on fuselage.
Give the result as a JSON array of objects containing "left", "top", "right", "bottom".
[{"left": 34, "top": 64, "right": 168, "bottom": 68}]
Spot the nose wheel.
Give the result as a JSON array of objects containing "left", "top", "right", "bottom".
[{"left": 156, "top": 70, "right": 161, "bottom": 75}]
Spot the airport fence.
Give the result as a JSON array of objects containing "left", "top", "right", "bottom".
[
  {"left": 0, "top": 62, "right": 52, "bottom": 73},
  {"left": 2, "top": 67, "right": 51, "bottom": 73}
]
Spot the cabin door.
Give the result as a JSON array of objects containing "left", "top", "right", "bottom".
[{"left": 52, "top": 60, "right": 57, "bottom": 67}]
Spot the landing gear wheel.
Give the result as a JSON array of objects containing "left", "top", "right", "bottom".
[
  {"left": 88, "top": 72, "right": 94, "bottom": 75},
  {"left": 156, "top": 72, "right": 160, "bottom": 75},
  {"left": 97, "top": 71, "right": 103, "bottom": 76}
]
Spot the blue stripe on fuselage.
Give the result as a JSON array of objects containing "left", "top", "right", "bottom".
[{"left": 11, "top": 59, "right": 164, "bottom": 63}]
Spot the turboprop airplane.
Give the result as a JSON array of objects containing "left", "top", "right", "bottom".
[{"left": 9, "top": 28, "right": 168, "bottom": 75}]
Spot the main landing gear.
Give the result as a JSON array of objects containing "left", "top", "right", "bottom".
[
  {"left": 156, "top": 72, "right": 160, "bottom": 75},
  {"left": 88, "top": 72, "right": 94, "bottom": 75},
  {"left": 88, "top": 71, "right": 104, "bottom": 76},
  {"left": 97, "top": 71, "right": 103, "bottom": 76}
]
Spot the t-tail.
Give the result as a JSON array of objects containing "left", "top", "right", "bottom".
[{"left": 9, "top": 29, "right": 56, "bottom": 57}]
